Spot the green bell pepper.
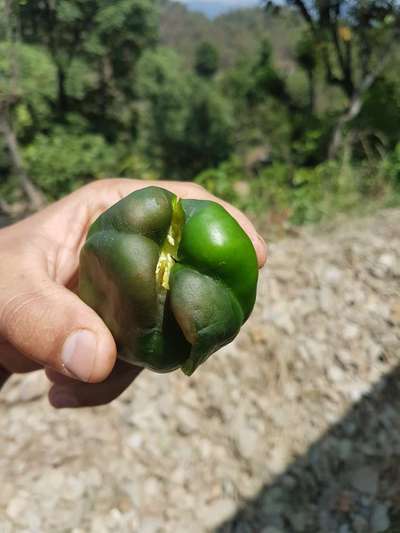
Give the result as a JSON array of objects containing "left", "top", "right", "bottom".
[{"left": 79, "top": 186, "right": 258, "bottom": 375}]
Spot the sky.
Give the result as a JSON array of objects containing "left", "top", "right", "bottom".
[
  {"left": 175, "top": 0, "right": 261, "bottom": 18},
  {"left": 177, "top": 0, "right": 260, "bottom": 5}
]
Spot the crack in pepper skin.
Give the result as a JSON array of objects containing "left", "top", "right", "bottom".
[{"left": 79, "top": 186, "right": 258, "bottom": 376}]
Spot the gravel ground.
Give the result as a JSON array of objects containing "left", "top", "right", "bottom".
[{"left": 0, "top": 208, "right": 399, "bottom": 533}]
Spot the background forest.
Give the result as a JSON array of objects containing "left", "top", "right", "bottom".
[{"left": 1, "top": 0, "right": 400, "bottom": 226}]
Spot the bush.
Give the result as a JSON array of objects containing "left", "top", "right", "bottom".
[
  {"left": 197, "top": 157, "right": 400, "bottom": 227},
  {"left": 385, "top": 143, "right": 400, "bottom": 189},
  {"left": 23, "top": 128, "right": 119, "bottom": 199},
  {"left": 196, "top": 157, "right": 245, "bottom": 205}
]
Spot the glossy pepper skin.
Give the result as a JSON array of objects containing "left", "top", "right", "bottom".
[{"left": 79, "top": 187, "right": 258, "bottom": 375}]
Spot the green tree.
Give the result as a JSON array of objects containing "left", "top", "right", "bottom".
[
  {"left": 179, "top": 81, "right": 234, "bottom": 177},
  {"left": 23, "top": 128, "right": 118, "bottom": 198},
  {"left": 137, "top": 48, "right": 234, "bottom": 179},
  {"left": 295, "top": 32, "right": 317, "bottom": 112},
  {"left": 195, "top": 42, "right": 219, "bottom": 78},
  {"left": 137, "top": 48, "right": 192, "bottom": 177},
  {"left": 0, "top": 0, "right": 160, "bottom": 208},
  {"left": 271, "top": 0, "right": 400, "bottom": 156},
  {"left": 247, "top": 39, "right": 289, "bottom": 105},
  {"left": 17, "top": 0, "right": 159, "bottom": 135},
  {"left": 0, "top": 43, "right": 57, "bottom": 131},
  {"left": 0, "top": 0, "right": 53, "bottom": 211}
]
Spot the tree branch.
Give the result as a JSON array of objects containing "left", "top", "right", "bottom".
[
  {"left": 0, "top": 107, "right": 45, "bottom": 211},
  {"left": 292, "top": 0, "right": 316, "bottom": 33},
  {"left": 292, "top": 1, "right": 348, "bottom": 92},
  {"left": 329, "top": 31, "right": 399, "bottom": 158},
  {"left": 330, "top": 25, "right": 353, "bottom": 96}
]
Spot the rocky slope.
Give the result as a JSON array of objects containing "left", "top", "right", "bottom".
[{"left": 0, "top": 209, "right": 399, "bottom": 533}]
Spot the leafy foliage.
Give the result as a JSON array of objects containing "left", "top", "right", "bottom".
[
  {"left": 137, "top": 47, "right": 233, "bottom": 179},
  {"left": 0, "top": 0, "right": 399, "bottom": 224},
  {"left": 23, "top": 128, "right": 118, "bottom": 198},
  {"left": 195, "top": 42, "right": 219, "bottom": 78},
  {"left": 0, "top": 43, "right": 57, "bottom": 117}
]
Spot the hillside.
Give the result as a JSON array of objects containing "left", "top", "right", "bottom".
[{"left": 160, "top": 2, "right": 302, "bottom": 69}]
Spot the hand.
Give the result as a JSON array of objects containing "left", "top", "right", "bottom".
[{"left": 0, "top": 179, "right": 267, "bottom": 408}]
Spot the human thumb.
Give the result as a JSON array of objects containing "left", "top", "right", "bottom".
[{"left": 0, "top": 277, "right": 117, "bottom": 383}]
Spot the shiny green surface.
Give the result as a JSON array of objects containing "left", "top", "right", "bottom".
[{"left": 79, "top": 186, "right": 258, "bottom": 375}]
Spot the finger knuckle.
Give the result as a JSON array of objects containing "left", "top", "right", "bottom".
[{"left": 190, "top": 182, "right": 205, "bottom": 193}]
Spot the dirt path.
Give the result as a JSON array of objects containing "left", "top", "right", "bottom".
[{"left": 1, "top": 209, "right": 399, "bottom": 533}]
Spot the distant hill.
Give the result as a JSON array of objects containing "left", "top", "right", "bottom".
[{"left": 160, "top": 2, "right": 302, "bottom": 70}]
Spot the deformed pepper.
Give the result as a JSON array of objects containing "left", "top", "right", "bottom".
[{"left": 79, "top": 187, "right": 258, "bottom": 375}]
